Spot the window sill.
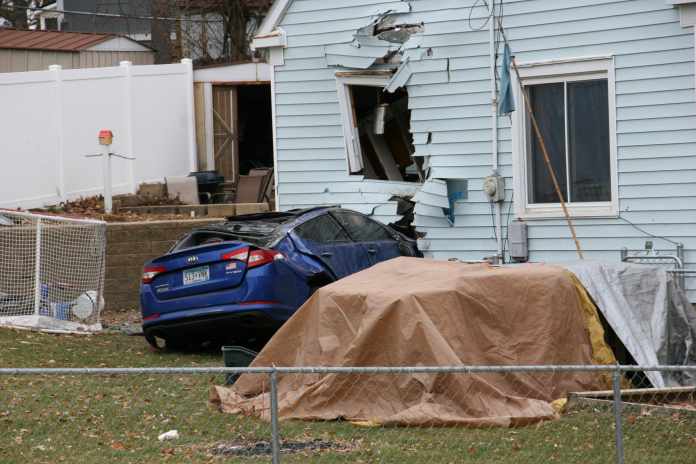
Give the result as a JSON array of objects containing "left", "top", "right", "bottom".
[{"left": 518, "top": 202, "right": 618, "bottom": 220}]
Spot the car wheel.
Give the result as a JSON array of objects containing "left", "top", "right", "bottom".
[{"left": 145, "top": 333, "right": 164, "bottom": 350}]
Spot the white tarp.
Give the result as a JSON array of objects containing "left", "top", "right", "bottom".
[{"left": 566, "top": 262, "right": 696, "bottom": 388}]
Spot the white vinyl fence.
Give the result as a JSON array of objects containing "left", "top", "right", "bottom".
[{"left": 0, "top": 60, "right": 197, "bottom": 209}]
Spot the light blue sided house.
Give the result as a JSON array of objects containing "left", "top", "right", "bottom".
[{"left": 252, "top": 0, "right": 696, "bottom": 301}]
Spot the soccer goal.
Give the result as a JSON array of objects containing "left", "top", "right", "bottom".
[{"left": 0, "top": 211, "right": 106, "bottom": 333}]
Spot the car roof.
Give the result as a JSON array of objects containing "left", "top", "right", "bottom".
[
  {"left": 223, "top": 206, "right": 338, "bottom": 224},
  {"left": 191, "top": 206, "right": 341, "bottom": 245}
]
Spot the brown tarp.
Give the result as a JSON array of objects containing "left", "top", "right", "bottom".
[{"left": 211, "top": 258, "right": 613, "bottom": 427}]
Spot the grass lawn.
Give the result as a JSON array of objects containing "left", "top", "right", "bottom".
[{"left": 1, "top": 327, "right": 695, "bottom": 463}]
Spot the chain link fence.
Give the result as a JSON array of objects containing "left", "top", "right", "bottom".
[{"left": 1, "top": 365, "right": 694, "bottom": 463}]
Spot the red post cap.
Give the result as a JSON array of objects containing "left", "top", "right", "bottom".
[{"left": 98, "top": 130, "right": 114, "bottom": 145}]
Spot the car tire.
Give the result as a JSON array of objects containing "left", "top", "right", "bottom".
[{"left": 144, "top": 333, "right": 164, "bottom": 350}]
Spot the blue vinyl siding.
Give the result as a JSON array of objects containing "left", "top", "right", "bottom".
[{"left": 272, "top": 0, "right": 696, "bottom": 300}]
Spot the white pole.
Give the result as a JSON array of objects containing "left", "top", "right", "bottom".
[
  {"left": 489, "top": 0, "right": 504, "bottom": 262},
  {"left": 120, "top": 61, "right": 137, "bottom": 194},
  {"left": 181, "top": 58, "right": 198, "bottom": 173},
  {"left": 270, "top": 60, "right": 280, "bottom": 211},
  {"left": 102, "top": 144, "right": 113, "bottom": 214},
  {"left": 49, "top": 64, "right": 66, "bottom": 202},
  {"left": 33, "top": 218, "right": 43, "bottom": 316}
]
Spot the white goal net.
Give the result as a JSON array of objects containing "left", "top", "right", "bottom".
[{"left": 0, "top": 211, "right": 106, "bottom": 333}]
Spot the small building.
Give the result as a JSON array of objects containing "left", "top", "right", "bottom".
[
  {"left": 0, "top": 29, "right": 154, "bottom": 73},
  {"left": 193, "top": 62, "right": 274, "bottom": 184}
]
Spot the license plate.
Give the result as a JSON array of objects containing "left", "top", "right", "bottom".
[{"left": 183, "top": 266, "right": 210, "bottom": 285}]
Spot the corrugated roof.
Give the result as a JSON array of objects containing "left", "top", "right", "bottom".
[{"left": 0, "top": 29, "right": 115, "bottom": 52}]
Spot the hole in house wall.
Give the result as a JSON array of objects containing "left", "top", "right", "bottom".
[
  {"left": 371, "top": 12, "right": 424, "bottom": 44},
  {"left": 348, "top": 85, "right": 423, "bottom": 183}
]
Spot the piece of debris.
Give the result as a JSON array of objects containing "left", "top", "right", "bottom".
[
  {"left": 158, "top": 430, "right": 180, "bottom": 442},
  {"left": 101, "top": 322, "right": 143, "bottom": 336}
]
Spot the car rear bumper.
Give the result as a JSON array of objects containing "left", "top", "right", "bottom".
[{"left": 142, "top": 302, "right": 297, "bottom": 341}]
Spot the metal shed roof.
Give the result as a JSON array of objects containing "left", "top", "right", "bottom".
[{"left": 0, "top": 29, "right": 125, "bottom": 52}]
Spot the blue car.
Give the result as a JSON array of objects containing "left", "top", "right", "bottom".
[{"left": 140, "top": 206, "right": 421, "bottom": 349}]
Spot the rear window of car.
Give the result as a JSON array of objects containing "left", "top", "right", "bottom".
[
  {"left": 294, "top": 214, "right": 351, "bottom": 244},
  {"left": 331, "top": 211, "right": 394, "bottom": 242}
]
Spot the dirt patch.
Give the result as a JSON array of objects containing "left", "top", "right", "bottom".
[{"left": 211, "top": 439, "right": 358, "bottom": 457}]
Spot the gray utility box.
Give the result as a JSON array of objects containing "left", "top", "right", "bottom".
[{"left": 509, "top": 220, "right": 529, "bottom": 263}]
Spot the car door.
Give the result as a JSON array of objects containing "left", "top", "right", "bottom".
[
  {"left": 290, "top": 213, "right": 371, "bottom": 279},
  {"left": 330, "top": 210, "right": 401, "bottom": 266}
]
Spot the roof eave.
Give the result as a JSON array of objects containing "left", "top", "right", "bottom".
[
  {"left": 254, "top": 0, "right": 291, "bottom": 43},
  {"left": 251, "top": 28, "right": 287, "bottom": 50}
]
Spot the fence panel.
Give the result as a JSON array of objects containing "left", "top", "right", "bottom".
[
  {"left": 0, "top": 72, "right": 58, "bottom": 208},
  {"left": 0, "top": 61, "right": 196, "bottom": 210},
  {"left": 0, "top": 211, "right": 106, "bottom": 332},
  {"left": 1, "top": 366, "right": 694, "bottom": 463}
]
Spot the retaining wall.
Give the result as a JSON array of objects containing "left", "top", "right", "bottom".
[{"left": 105, "top": 219, "right": 220, "bottom": 311}]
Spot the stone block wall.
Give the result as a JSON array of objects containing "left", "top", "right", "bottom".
[{"left": 105, "top": 219, "right": 220, "bottom": 311}]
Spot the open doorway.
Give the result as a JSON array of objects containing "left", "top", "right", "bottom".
[
  {"left": 194, "top": 80, "right": 275, "bottom": 206},
  {"left": 210, "top": 84, "right": 273, "bottom": 180},
  {"left": 237, "top": 85, "right": 273, "bottom": 175},
  {"left": 340, "top": 82, "right": 422, "bottom": 183}
]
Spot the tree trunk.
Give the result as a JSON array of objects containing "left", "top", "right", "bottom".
[
  {"left": 223, "top": 0, "right": 249, "bottom": 62},
  {"left": 1, "top": 0, "right": 29, "bottom": 29},
  {"left": 151, "top": 0, "right": 172, "bottom": 64}
]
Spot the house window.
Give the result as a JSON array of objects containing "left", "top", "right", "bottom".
[
  {"left": 336, "top": 74, "right": 422, "bottom": 183},
  {"left": 513, "top": 57, "right": 618, "bottom": 218}
]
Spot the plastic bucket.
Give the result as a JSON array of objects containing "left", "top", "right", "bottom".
[{"left": 221, "top": 345, "right": 258, "bottom": 385}]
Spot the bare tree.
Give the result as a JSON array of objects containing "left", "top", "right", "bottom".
[
  {"left": 175, "top": 0, "right": 269, "bottom": 65},
  {"left": 221, "top": 0, "right": 248, "bottom": 62},
  {"left": 0, "top": 0, "right": 40, "bottom": 29},
  {"left": 151, "top": 0, "right": 173, "bottom": 64}
]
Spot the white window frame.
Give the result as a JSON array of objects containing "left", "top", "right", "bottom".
[
  {"left": 511, "top": 56, "right": 619, "bottom": 219},
  {"left": 335, "top": 73, "right": 391, "bottom": 175}
]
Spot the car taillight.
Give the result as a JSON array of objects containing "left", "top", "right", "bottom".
[
  {"left": 143, "top": 313, "right": 160, "bottom": 321},
  {"left": 142, "top": 265, "right": 166, "bottom": 284},
  {"left": 221, "top": 247, "right": 281, "bottom": 269},
  {"left": 221, "top": 247, "right": 249, "bottom": 262},
  {"left": 248, "top": 249, "right": 280, "bottom": 268}
]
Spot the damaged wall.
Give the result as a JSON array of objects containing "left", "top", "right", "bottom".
[{"left": 272, "top": 0, "right": 696, "bottom": 300}]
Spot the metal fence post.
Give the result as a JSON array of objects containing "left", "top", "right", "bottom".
[
  {"left": 613, "top": 367, "right": 625, "bottom": 464},
  {"left": 270, "top": 368, "right": 280, "bottom": 464},
  {"left": 33, "top": 218, "right": 43, "bottom": 316}
]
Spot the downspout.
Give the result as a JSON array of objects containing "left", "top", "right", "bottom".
[
  {"left": 270, "top": 62, "right": 280, "bottom": 211},
  {"left": 490, "top": 1, "right": 504, "bottom": 262}
]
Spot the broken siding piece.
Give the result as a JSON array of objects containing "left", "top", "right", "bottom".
[
  {"left": 413, "top": 178, "right": 471, "bottom": 226},
  {"left": 384, "top": 56, "right": 413, "bottom": 92},
  {"left": 414, "top": 178, "right": 449, "bottom": 210},
  {"left": 325, "top": 4, "right": 423, "bottom": 70},
  {"left": 325, "top": 39, "right": 401, "bottom": 70}
]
